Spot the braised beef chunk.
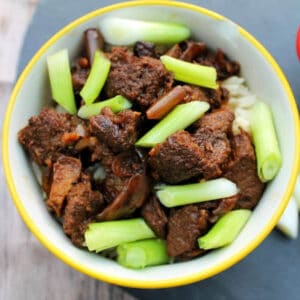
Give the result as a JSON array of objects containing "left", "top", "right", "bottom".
[
  {"left": 105, "top": 47, "right": 173, "bottom": 108},
  {"left": 103, "top": 151, "right": 145, "bottom": 203},
  {"left": 71, "top": 57, "right": 90, "bottom": 91},
  {"left": 46, "top": 155, "right": 81, "bottom": 217},
  {"left": 183, "top": 85, "right": 229, "bottom": 109},
  {"left": 167, "top": 205, "right": 209, "bottom": 257},
  {"left": 195, "top": 48, "right": 240, "bottom": 80},
  {"left": 90, "top": 107, "right": 141, "bottom": 153},
  {"left": 211, "top": 195, "right": 239, "bottom": 220},
  {"left": 166, "top": 43, "right": 182, "bottom": 58},
  {"left": 193, "top": 128, "right": 231, "bottom": 179},
  {"left": 224, "top": 132, "right": 264, "bottom": 209},
  {"left": 41, "top": 167, "right": 52, "bottom": 196},
  {"left": 96, "top": 174, "right": 149, "bottom": 221},
  {"left": 75, "top": 136, "right": 113, "bottom": 166},
  {"left": 166, "top": 41, "right": 206, "bottom": 62},
  {"left": 97, "top": 150, "right": 149, "bottom": 220},
  {"left": 63, "top": 175, "right": 104, "bottom": 247},
  {"left": 180, "top": 41, "right": 206, "bottom": 62},
  {"left": 18, "top": 108, "right": 83, "bottom": 166},
  {"left": 134, "top": 41, "right": 157, "bottom": 58},
  {"left": 195, "top": 107, "right": 234, "bottom": 133},
  {"left": 149, "top": 130, "right": 203, "bottom": 184},
  {"left": 141, "top": 195, "right": 168, "bottom": 238},
  {"left": 178, "top": 248, "right": 207, "bottom": 260}
]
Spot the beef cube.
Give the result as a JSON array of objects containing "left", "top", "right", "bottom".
[
  {"left": 96, "top": 150, "right": 149, "bottom": 220},
  {"left": 71, "top": 57, "right": 90, "bottom": 91},
  {"left": 167, "top": 205, "right": 209, "bottom": 257},
  {"left": 90, "top": 107, "right": 141, "bottom": 153},
  {"left": 149, "top": 130, "right": 203, "bottom": 184},
  {"left": 133, "top": 41, "right": 157, "bottom": 58},
  {"left": 224, "top": 131, "right": 265, "bottom": 209},
  {"left": 141, "top": 195, "right": 168, "bottom": 238},
  {"left": 166, "top": 43, "right": 182, "bottom": 58},
  {"left": 195, "top": 107, "right": 234, "bottom": 133},
  {"left": 166, "top": 41, "right": 206, "bottom": 62},
  {"left": 63, "top": 176, "right": 104, "bottom": 246},
  {"left": 18, "top": 108, "right": 83, "bottom": 166},
  {"left": 96, "top": 174, "right": 149, "bottom": 221},
  {"left": 183, "top": 85, "right": 229, "bottom": 109},
  {"left": 177, "top": 248, "right": 207, "bottom": 261},
  {"left": 193, "top": 128, "right": 231, "bottom": 179},
  {"left": 46, "top": 155, "right": 81, "bottom": 217},
  {"left": 102, "top": 150, "right": 145, "bottom": 202},
  {"left": 195, "top": 48, "right": 240, "bottom": 80},
  {"left": 179, "top": 41, "right": 206, "bottom": 62},
  {"left": 105, "top": 47, "right": 173, "bottom": 108},
  {"left": 212, "top": 195, "right": 239, "bottom": 216}
]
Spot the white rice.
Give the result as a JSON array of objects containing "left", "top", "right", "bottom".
[{"left": 221, "top": 76, "right": 258, "bottom": 135}]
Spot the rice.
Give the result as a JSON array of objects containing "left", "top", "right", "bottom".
[{"left": 221, "top": 76, "right": 258, "bottom": 135}]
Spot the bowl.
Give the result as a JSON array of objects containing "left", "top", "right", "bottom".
[{"left": 2, "top": 0, "right": 300, "bottom": 288}]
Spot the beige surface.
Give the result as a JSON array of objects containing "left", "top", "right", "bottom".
[{"left": 0, "top": 1, "right": 136, "bottom": 299}]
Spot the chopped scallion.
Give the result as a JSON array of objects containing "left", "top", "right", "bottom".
[
  {"left": 84, "top": 218, "right": 155, "bottom": 252},
  {"left": 135, "top": 101, "right": 210, "bottom": 147},
  {"left": 47, "top": 49, "right": 77, "bottom": 114},
  {"left": 78, "top": 95, "right": 132, "bottom": 119},
  {"left": 198, "top": 209, "right": 251, "bottom": 250},
  {"left": 99, "top": 17, "right": 190, "bottom": 45},
  {"left": 80, "top": 50, "right": 111, "bottom": 105},
  {"left": 156, "top": 178, "right": 238, "bottom": 208},
  {"left": 250, "top": 102, "right": 282, "bottom": 182},
  {"left": 117, "top": 239, "right": 169, "bottom": 269},
  {"left": 160, "top": 55, "right": 218, "bottom": 89}
]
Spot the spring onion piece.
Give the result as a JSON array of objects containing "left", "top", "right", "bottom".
[
  {"left": 160, "top": 55, "right": 218, "bottom": 89},
  {"left": 250, "top": 102, "right": 282, "bottom": 182},
  {"left": 85, "top": 218, "right": 155, "bottom": 252},
  {"left": 80, "top": 50, "right": 111, "bottom": 105},
  {"left": 276, "top": 196, "right": 299, "bottom": 239},
  {"left": 99, "top": 17, "right": 190, "bottom": 45},
  {"left": 47, "top": 49, "right": 77, "bottom": 114},
  {"left": 117, "top": 239, "right": 169, "bottom": 269},
  {"left": 136, "top": 101, "right": 210, "bottom": 147},
  {"left": 293, "top": 175, "right": 300, "bottom": 211},
  {"left": 156, "top": 178, "right": 238, "bottom": 208},
  {"left": 78, "top": 95, "right": 132, "bottom": 119},
  {"left": 198, "top": 209, "right": 251, "bottom": 250}
]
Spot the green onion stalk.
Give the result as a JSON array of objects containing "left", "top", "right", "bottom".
[
  {"left": 136, "top": 101, "right": 210, "bottom": 147},
  {"left": 198, "top": 209, "right": 252, "bottom": 250},
  {"left": 80, "top": 50, "right": 111, "bottom": 105},
  {"left": 251, "top": 102, "right": 282, "bottom": 182},
  {"left": 47, "top": 49, "right": 77, "bottom": 114},
  {"left": 117, "top": 239, "right": 169, "bottom": 269},
  {"left": 84, "top": 218, "right": 155, "bottom": 252},
  {"left": 156, "top": 178, "right": 238, "bottom": 208},
  {"left": 99, "top": 17, "right": 191, "bottom": 45},
  {"left": 160, "top": 55, "right": 218, "bottom": 89},
  {"left": 78, "top": 95, "right": 132, "bottom": 119}
]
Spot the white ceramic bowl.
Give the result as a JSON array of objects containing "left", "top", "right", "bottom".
[{"left": 3, "top": 0, "right": 300, "bottom": 288}]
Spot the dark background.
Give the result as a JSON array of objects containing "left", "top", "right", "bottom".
[{"left": 18, "top": 1, "right": 300, "bottom": 299}]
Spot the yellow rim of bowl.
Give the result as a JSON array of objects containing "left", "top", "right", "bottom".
[{"left": 2, "top": 0, "right": 300, "bottom": 289}]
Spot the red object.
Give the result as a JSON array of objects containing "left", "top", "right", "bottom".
[{"left": 297, "top": 26, "right": 300, "bottom": 60}]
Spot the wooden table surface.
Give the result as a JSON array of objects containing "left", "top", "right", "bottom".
[{"left": 0, "top": 1, "right": 136, "bottom": 299}]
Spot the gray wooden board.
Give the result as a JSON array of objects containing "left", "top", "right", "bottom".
[{"left": 16, "top": 0, "right": 300, "bottom": 299}]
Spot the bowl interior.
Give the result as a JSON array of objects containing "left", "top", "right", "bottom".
[{"left": 4, "top": 2, "right": 299, "bottom": 287}]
